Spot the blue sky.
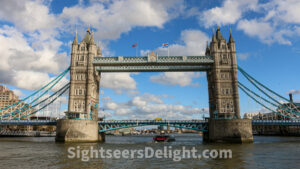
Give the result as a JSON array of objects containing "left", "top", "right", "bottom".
[{"left": 0, "top": 0, "right": 299, "bottom": 120}]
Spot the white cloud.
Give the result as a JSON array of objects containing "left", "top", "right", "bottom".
[
  {"left": 237, "top": 19, "right": 274, "bottom": 43},
  {"left": 0, "top": 0, "right": 185, "bottom": 92},
  {"left": 261, "top": 0, "right": 300, "bottom": 24},
  {"left": 254, "top": 0, "right": 300, "bottom": 44},
  {"left": 0, "top": 25, "right": 68, "bottom": 90},
  {"left": 129, "top": 93, "right": 164, "bottom": 107},
  {"left": 141, "top": 29, "right": 209, "bottom": 56},
  {"left": 235, "top": 0, "right": 300, "bottom": 45},
  {"left": 98, "top": 109, "right": 113, "bottom": 118},
  {"left": 141, "top": 29, "right": 207, "bottom": 87},
  {"left": 100, "top": 73, "right": 137, "bottom": 94},
  {"left": 199, "top": 0, "right": 258, "bottom": 27},
  {"left": 198, "top": 0, "right": 300, "bottom": 45},
  {"left": 60, "top": 0, "right": 184, "bottom": 40},
  {"left": 287, "top": 89, "right": 300, "bottom": 95},
  {"left": 12, "top": 70, "right": 51, "bottom": 90},
  {"left": 12, "top": 89, "right": 25, "bottom": 97},
  {"left": 150, "top": 72, "right": 203, "bottom": 87},
  {"left": 106, "top": 102, "right": 118, "bottom": 110},
  {"left": 101, "top": 93, "right": 208, "bottom": 120},
  {"left": 237, "top": 19, "right": 295, "bottom": 45},
  {"left": 0, "top": 0, "right": 58, "bottom": 32},
  {"left": 237, "top": 53, "right": 250, "bottom": 60}
]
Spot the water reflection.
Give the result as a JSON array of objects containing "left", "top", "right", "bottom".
[{"left": 0, "top": 135, "right": 299, "bottom": 169}]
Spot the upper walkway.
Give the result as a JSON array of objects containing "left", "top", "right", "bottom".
[{"left": 93, "top": 55, "right": 214, "bottom": 72}]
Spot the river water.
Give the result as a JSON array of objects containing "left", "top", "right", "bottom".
[{"left": 0, "top": 134, "right": 299, "bottom": 169}]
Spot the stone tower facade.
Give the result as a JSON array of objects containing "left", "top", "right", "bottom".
[
  {"left": 67, "top": 27, "right": 101, "bottom": 120},
  {"left": 206, "top": 26, "right": 240, "bottom": 119}
]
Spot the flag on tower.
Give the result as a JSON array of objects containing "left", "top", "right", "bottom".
[
  {"left": 162, "top": 43, "right": 168, "bottom": 47},
  {"left": 132, "top": 43, "right": 138, "bottom": 47},
  {"left": 162, "top": 43, "right": 169, "bottom": 56}
]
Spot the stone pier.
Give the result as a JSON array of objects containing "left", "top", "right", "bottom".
[
  {"left": 56, "top": 119, "right": 104, "bottom": 142},
  {"left": 204, "top": 119, "right": 253, "bottom": 143}
]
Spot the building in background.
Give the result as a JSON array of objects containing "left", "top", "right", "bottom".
[
  {"left": 0, "top": 85, "right": 35, "bottom": 120},
  {"left": 244, "top": 112, "right": 280, "bottom": 120},
  {"left": 0, "top": 85, "right": 19, "bottom": 109},
  {"left": 276, "top": 94, "right": 300, "bottom": 120},
  {"left": 243, "top": 112, "right": 262, "bottom": 119},
  {"left": 244, "top": 94, "right": 300, "bottom": 120}
]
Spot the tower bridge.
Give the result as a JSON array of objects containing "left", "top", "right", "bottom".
[
  {"left": 1, "top": 26, "right": 300, "bottom": 143},
  {"left": 57, "top": 25, "right": 251, "bottom": 143}
]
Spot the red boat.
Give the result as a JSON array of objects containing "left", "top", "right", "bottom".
[{"left": 153, "top": 135, "right": 175, "bottom": 142}]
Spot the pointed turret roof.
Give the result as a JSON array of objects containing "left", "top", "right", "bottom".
[
  {"left": 82, "top": 26, "right": 91, "bottom": 44},
  {"left": 205, "top": 41, "right": 210, "bottom": 55},
  {"left": 216, "top": 25, "right": 225, "bottom": 40},
  {"left": 87, "top": 25, "right": 91, "bottom": 33},
  {"left": 229, "top": 28, "right": 234, "bottom": 43},
  {"left": 90, "top": 31, "right": 95, "bottom": 45},
  {"left": 212, "top": 28, "right": 216, "bottom": 42},
  {"left": 97, "top": 41, "right": 102, "bottom": 56},
  {"left": 72, "top": 31, "right": 78, "bottom": 45}
]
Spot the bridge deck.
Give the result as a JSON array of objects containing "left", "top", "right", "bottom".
[
  {"left": 98, "top": 120, "right": 207, "bottom": 124},
  {"left": 0, "top": 120, "right": 57, "bottom": 125},
  {"left": 0, "top": 120, "right": 300, "bottom": 126},
  {"left": 252, "top": 120, "right": 300, "bottom": 125}
]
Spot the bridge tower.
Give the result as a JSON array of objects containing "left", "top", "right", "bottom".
[
  {"left": 56, "top": 27, "right": 103, "bottom": 142},
  {"left": 68, "top": 27, "right": 100, "bottom": 120},
  {"left": 207, "top": 26, "right": 240, "bottom": 119},
  {"left": 205, "top": 26, "right": 253, "bottom": 143}
]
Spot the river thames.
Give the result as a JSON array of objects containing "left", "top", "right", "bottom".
[{"left": 0, "top": 134, "right": 299, "bottom": 169}]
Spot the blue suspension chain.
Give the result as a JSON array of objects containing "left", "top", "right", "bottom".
[
  {"left": 238, "top": 67, "right": 300, "bottom": 115},
  {"left": 1, "top": 69, "right": 69, "bottom": 117},
  {"left": 238, "top": 84, "right": 299, "bottom": 120},
  {"left": 12, "top": 84, "right": 70, "bottom": 120},
  {"left": 239, "top": 82, "right": 300, "bottom": 116},
  {"left": 238, "top": 66, "right": 294, "bottom": 103},
  {"left": 7, "top": 83, "right": 70, "bottom": 119},
  {"left": 0, "top": 67, "right": 70, "bottom": 112}
]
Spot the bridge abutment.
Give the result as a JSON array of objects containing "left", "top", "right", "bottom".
[
  {"left": 56, "top": 119, "right": 101, "bottom": 142},
  {"left": 204, "top": 119, "right": 253, "bottom": 143}
]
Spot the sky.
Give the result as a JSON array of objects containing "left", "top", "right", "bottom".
[{"left": 0, "top": 0, "right": 299, "bottom": 120}]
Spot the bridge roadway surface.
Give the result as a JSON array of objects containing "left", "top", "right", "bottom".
[{"left": 0, "top": 119, "right": 300, "bottom": 126}]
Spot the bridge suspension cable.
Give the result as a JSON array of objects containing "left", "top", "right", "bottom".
[
  {"left": 0, "top": 67, "right": 70, "bottom": 112},
  {"left": 11, "top": 83, "right": 70, "bottom": 120},
  {"left": 238, "top": 82, "right": 300, "bottom": 116},
  {"left": 6, "top": 83, "right": 69, "bottom": 119},
  {"left": 238, "top": 82, "right": 299, "bottom": 120},
  {"left": 238, "top": 66, "right": 300, "bottom": 119},
  {"left": 238, "top": 66, "right": 293, "bottom": 103},
  {"left": 238, "top": 83, "right": 299, "bottom": 120},
  {"left": 0, "top": 67, "right": 70, "bottom": 119},
  {"left": 238, "top": 66, "right": 299, "bottom": 108},
  {"left": 1, "top": 70, "right": 69, "bottom": 118}
]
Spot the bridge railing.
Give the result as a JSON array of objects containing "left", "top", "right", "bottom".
[
  {"left": 98, "top": 120, "right": 206, "bottom": 124},
  {"left": 252, "top": 120, "right": 300, "bottom": 125}
]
